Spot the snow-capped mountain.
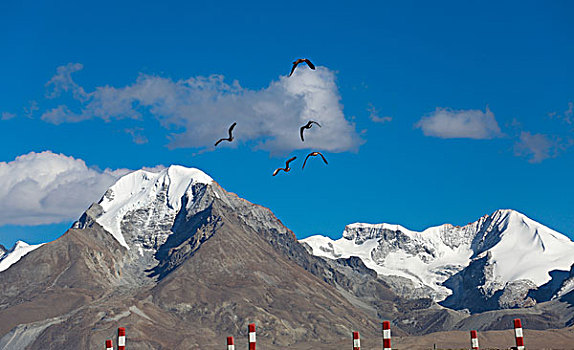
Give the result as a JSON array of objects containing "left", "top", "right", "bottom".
[
  {"left": 0, "top": 164, "right": 413, "bottom": 348},
  {"left": 71, "top": 165, "right": 217, "bottom": 275},
  {"left": 75, "top": 165, "right": 213, "bottom": 248},
  {"left": 0, "top": 241, "right": 44, "bottom": 272},
  {"left": 301, "top": 209, "right": 574, "bottom": 312},
  {"left": 3, "top": 164, "right": 574, "bottom": 349}
]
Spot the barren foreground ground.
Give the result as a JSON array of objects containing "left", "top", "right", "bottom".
[{"left": 246, "top": 327, "right": 574, "bottom": 350}]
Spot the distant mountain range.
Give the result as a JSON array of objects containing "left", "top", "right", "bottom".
[
  {"left": 1, "top": 166, "right": 574, "bottom": 349},
  {"left": 302, "top": 209, "right": 574, "bottom": 313}
]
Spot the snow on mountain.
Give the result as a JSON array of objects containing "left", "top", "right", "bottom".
[
  {"left": 301, "top": 209, "right": 574, "bottom": 307},
  {"left": 0, "top": 241, "right": 44, "bottom": 272},
  {"left": 477, "top": 209, "right": 574, "bottom": 287},
  {"left": 302, "top": 222, "right": 475, "bottom": 300},
  {"left": 83, "top": 165, "right": 213, "bottom": 249}
]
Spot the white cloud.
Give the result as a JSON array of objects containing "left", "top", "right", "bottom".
[
  {"left": 40, "top": 63, "right": 363, "bottom": 154},
  {"left": 0, "top": 151, "right": 131, "bottom": 226},
  {"left": 514, "top": 131, "right": 572, "bottom": 163},
  {"left": 415, "top": 107, "right": 503, "bottom": 139}
]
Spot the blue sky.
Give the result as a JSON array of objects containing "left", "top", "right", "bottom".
[{"left": 1, "top": 0, "right": 573, "bottom": 248}]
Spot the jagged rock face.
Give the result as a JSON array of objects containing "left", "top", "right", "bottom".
[
  {"left": 498, "top": 280, "right": 537, "bottom": 309},
  {"left": 369, "top": 228, "right": 439, "bottom": 264},
  {"left": 303, "top": 209, "right": 574, "bottom": 313}
]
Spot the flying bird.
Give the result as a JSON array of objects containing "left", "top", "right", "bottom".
[
  {"left": 300, "top": 120, "right": 321, "bottom": 142},
  {"left": 214, "top": 122, "right": 237, "bottom": 147},
  {"left": 289, "top": 58, "right": 316, "bottom": 77},
  {"left": 302, "top": 152, "right": 328, "bottom": 169},
  {"left": 272, "top": 156, "right": 297, "bottom": 176}
]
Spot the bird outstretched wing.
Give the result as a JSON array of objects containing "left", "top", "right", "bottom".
[
  {"left": 215, "top": 122, "right": 237, "bottom": 147},
  {"left": 304, "top": 59, "right": 316, "bottom": 70},
  {"left": 300, "top": 126, "right": 305, "bottom": 142},
  {"left": 228, "top": 122, "right": 237, "bottom": 138},
  {"left": 285, "top": 156, "right": 297, "bottom": 167},
  {"left": 289, "top": 62, "right": 298, "bottom": 77},
  {"left": 302, "top": 153, "right": 312, "bottom": 169},
  {"left": 317, "top": 152, "right": 328, "bottom": 164}
]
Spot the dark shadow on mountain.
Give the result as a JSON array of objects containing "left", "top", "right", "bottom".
[
  {"left": 469, "top": 215, "right": 508, "bottom": 259},
  {"left": 147, "top": 202, "right": 219, "bottom": 280},
  {"left": 334, "top": 256, "right": 377, "bottom": 278},
  {"left": 440, "top": 253, "right": 500, "bottom": 313},
  {"left": 529, "top": 268, "right": 573, "bottom": 302}
]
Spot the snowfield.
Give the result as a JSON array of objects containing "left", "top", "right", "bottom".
[{"left": 301, "top": 209, "right": 574, "bottom": 303}]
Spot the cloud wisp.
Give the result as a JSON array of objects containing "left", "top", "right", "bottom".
[
  {"left": 1, "top": 112, "right": 16, "bottom": 120},
  {"left": 514, "top": 131, "right": 573, "bottom": 163},
  {"left": 367, "top": 103, "right": 392, "bottom": 124},
  {"left": 549, "top": 101, "right": 573, "bottom": 126},
  {"left": 0, "top": 151, "right": 131, "bottom": 226},
  {"left": 415, "top": 107, "right": 503, "bottom": 139},
  {"left": 41, "top": 63, "right": 363, "bottom": 155},
  {"left": 125, "top": 127, "right": 149, "bottom": 145},
  {"left": 45, "top": 62, "right": 88, "bottom": 101}
]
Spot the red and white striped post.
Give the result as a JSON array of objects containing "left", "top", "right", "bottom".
[
  {"left": 105, "top": 339, "right": 113, "bottom": 350},
  {"left": 470, "top": 330, "right": 479, "bottom": 350},
  {"left": 514, "top": 318, "right": 525, "bottom": 350},
  {"left": 248, "top": 323, "right": 256, "bottom": 350},
  {"left": 382, "top": 321, "right": 391, "bottom": 350},
  {"left": 118, "top": 327, "right": 126, "bottom": 350},
  {"left": 353, "top": 331, "right": 360, "bottom": 350},
  {"left": 227, "top": 336, "right": 235, "bottom": 350}
]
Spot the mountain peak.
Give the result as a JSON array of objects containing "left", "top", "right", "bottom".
[
  {"left": 164, "top": 164, "right": 213, "bottom": 184},
  {"left": 11, "top": 241, "right": 30, "bottom": 251},
  {"left": 0, "top": 163, "right": 404, "bottom": 349},
  {"left": 489, "top": 208, "right": 526, "bottom": 220},
  {"left": 82, "top": 165, "right": 214, "bottom": 249},
  {"left": 482, "top": 208, "right": 570, "bottom": 243},
  {"left": 122, "top": 165, "right": 213, "bottom": 187}
]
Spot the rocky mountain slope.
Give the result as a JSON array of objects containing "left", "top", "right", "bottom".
[
  {"left": 2, "top": 165, "right": 574, "bottom": 349},
  {"left": 302, "top": 209, "right": 574, "bottom": 313},
  {"left": 0, "top": 166, "right": 444, "bottom": 349}
]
